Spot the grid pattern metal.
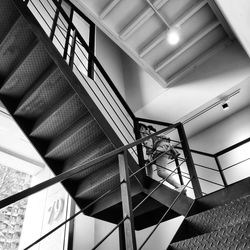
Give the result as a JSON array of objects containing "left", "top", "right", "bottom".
[
  {"left": 0, "top": 16, "right": 36, "bottom": 78},
  {"left": 76, "top": 161, "right": 120, "bottom": 201},
  {"left": 45, "top": 114, "right": 103, "bottom": 159},
  {"left": 31, "top": 92, "right": 88, "bottom": 139},
  {"left": 15, "top": 67, "right": 71, "bottom": 119},
  {"left": 0, "top": 42, "right": 53, "bottom": 98}
]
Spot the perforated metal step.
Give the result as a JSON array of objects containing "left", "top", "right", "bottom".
[
  {"left": 45, "top": 113, "right": 103, "bottom": 159},
  {"left": 0, "top": 16, "right": 36, "bottom": 78},
  {"left": 169, "top": 220, "right": 250, "bottom": 250},
  {"left": 75, "top": 160, "right": 120, "bottom": 201},
  {"left": 14, "top": 64, "right": 72, "bottom": 119},
  {"left": 0, "top": 42, "right": 53, "bottom": 98},
  {"left": 61, "top": 135, "right": 114, "bottom": 181}
]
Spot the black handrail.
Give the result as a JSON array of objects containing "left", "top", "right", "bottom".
[{"left": 0, "top": 123, "right": 180, "bottom": 210}]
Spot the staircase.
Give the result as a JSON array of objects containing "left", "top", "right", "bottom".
[
  {"left": 169, "top": 179, "right": 250, "bottom": 250},
  {"left": 0, "top": 0, "right": 193, "bottom": 232}
]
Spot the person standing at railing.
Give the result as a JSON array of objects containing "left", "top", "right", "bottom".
[{"left": 139, "top": 124, "right": 186, "bottom": 194}]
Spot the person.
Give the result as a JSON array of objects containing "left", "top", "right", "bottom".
[{"left": 139, "top": 123, "right": 186, "bottom": 194}]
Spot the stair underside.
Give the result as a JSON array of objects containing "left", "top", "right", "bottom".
[{"left": 0, "top": 0, "right": 192, "bottom": 229}]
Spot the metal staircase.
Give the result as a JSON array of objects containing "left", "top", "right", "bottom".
[
  {"left": 0, "top": 0, "right": 192, "bottom": 232},
  {"left": 1, "top": 0, "right": 249, "bottom": 249},
  {"left": 169, "top": 179, "right": 250, "bottom": 249}
]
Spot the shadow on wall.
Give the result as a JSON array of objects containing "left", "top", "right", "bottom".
[
  {"left": 172, "top": 41, "right": 250, "bottom": 88},
  {"left": 122, "top": 53, "right": 144, "bottom": 112}
]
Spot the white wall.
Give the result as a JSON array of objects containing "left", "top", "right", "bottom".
[
  {"left": 215, "top": 0, "right": 250, "bottom": 57},
  {"left": 95, "top": 27, "right": 126, "bottom": 98},
  {"left": 19, "top": 168, "right": 69, "bottom": 250},
  {"left": 122, "top": 53, "right": 163, "bottom": 113},
  {"left": 188, "top": 105, "right": 250, "bottom": 192}
]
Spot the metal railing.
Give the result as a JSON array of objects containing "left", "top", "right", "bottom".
[
  {"left": 25, "top": 0, "right": 137, "bottom": 156},
  {"left": 0, "top": 123, "right": 191, "bottom": 250}
]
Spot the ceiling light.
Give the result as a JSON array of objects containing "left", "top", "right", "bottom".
[{"left": 166, "top": 27, "right": 180, "bottom": 45}]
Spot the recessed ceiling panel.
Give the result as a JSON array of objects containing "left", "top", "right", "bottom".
[
  {"left": 126, "top": 15, "right": 165, "bottom": 51},
  {"left": 158, "top": 26, "right": 227, "bottom": 80},
  {"left": 159, "top": 0, "right": 200, "bottom": 24},
  {"left": 143, "top": 4, "right": 217, "bottom": 67},
  {"left": 101, "top": 0, "right": 147, "bottom": 33}
]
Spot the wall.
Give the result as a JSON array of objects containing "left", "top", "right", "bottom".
[
  {"left": 215, "top": 0, "right": 250, "bottom": 57},
  {"left": 122, "top": 53, "right": 163, "bottom": 113},
  {"left": 188, "top": 105, "right": 250, "bottom": 193},
  {"left": 19, "top": 168, "right": 69, "bottom": 250},
  {"left": 95, "top": 27, "right": 126, "bottom": 98}
]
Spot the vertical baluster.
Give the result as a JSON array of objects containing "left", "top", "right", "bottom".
[
  {"left": 215, "top": 156, "right": 228, "bottom": 187},
  {"left": 50, "top": 0, "right": 62, "bottom": 41},
  {"left": 63, "top": 7, "right": 74, "bottom": 60},
  {"left": 177, "top": 123, "right": 202, "bottom": 198},
  {"left": 118, "top": 151, "right": 137, "bottom": 250},
  {"left": 69, "top": 29, "right": 76, "bottom": 69}
]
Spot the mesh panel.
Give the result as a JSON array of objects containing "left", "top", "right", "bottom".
[
  {"left": 0, "top": 0, "right": 19, "bottom": 45},
  {"left": 0, "top": 16, "right": 36, "bottom": 78},
  {"left": 170, "top": 221, "right": 250, "bottom": 250},
  {"left": 0, "top": 42, "right": 52, "bottom": 98},
  {"left": 76, "top": 161, "right": 120, "bottom": 201},
  {"left": 61, "top": 136, "right": 115, "bottom": 181},
  {"left": 15, "top": 67, "right": 72, "bottom": 119},
  {"left": 46, "top": 114, "right": 103, "bottom": 159},
  {"left": 186, "top": 195, "right": 250, "bottom": 234},
  {"left": 31, "top": 92, "right": 88, "bottom": 139}
]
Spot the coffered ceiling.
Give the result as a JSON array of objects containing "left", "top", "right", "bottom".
[{"left": 70, "top": 0, "right": 234, "bottom": 87}]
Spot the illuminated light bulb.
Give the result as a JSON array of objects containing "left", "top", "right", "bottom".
[{"left": 166, "top": 27, "right": 180, "bottom": 45}]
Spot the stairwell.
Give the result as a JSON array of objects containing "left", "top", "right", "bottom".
[
  {"left": 0, "top": 0, "right": 192, "bottom": 232},
  {"left": 0, "top": 0, "right": 250, "bottom": 249}
]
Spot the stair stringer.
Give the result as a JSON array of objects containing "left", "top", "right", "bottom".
[{"left": 8, "top": 0, "right": 147, "bottom": 212}]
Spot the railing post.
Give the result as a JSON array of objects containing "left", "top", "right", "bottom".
[
  {"left": 69, "top": 29, "right": 77, "bottom": 69},
  {"left": 118, "top": 151, "right": 137, "bottom": 250},
  {"left": 50, "top": 0, "right": 62, "bottom": 41},
  {"left": 177, "top": 123, "right": 202, "bottom": 198},
  {"left": 119, "top": 224, "right": 126, "bottom": 250},
  {"left": 215, "top": 156, "right": 228, "bottom": 187},
  {"left": 63, "top": 8, "right": 74, "bottom": 60}
]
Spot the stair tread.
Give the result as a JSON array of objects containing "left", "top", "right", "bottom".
[
  {"left": 45, "top": 114, "right": 102, "bottom": 159},
  {"left": 14, "top": 64, "right": 71, "bottom": 118},
  {"left": 0, "top": 0, "right": 20, "bottom": 46},
  {"left": 0, "top": 41, "right": 53, "bottom": 98},
  {"left": 30, "top": 91, "right": 88, "bottom": 139},
  {"left": 0, "top": 16, "right": 36, "bottom": 78},
  {"left": 60, "top": 136, "right": 114, "bottom": 179},
  {"left": 186, "top": 195, "right": 250, "bottom": 233},
  {"left": 75, "top": 161, "right": 119, "bottom": 201},
  {"left": 169, "top": 220, "right": 250, "bottom": 250}
]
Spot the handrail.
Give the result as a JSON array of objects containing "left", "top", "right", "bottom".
[
  {"left": 24, "top": 184, "right": 121, "bottom": 249},
  {"left": 50, "top": 0, "right": 135, "bottom": 121},
  {"left": 0, "top": 123, "right": 180, "bottom": 210}
]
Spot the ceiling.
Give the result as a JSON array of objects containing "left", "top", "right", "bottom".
[
  {"left": 69, "top": 0, "right": 250, "bottom": 138},
  {"left": 70, "top": 0, "right": 234, "bottom": 88}
]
